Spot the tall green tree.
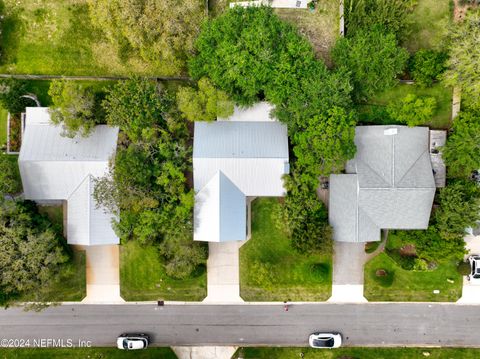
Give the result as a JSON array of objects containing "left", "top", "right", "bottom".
[
  {"left": 332, "top": 27, "right": 409, "bottom": 102},
  {"left": 293, "top": 107, "right": 356, "bottom": 186},
  {"left": 444, "top": 10, "right": 480, "bottom": 107},
  {"left": 386, "top": 94, "right": 437, "bottom": 127},
  {"left": 0, "top": 79, "right": 33, "bottom": 114},
  {"left": 87, "top": 0, "right": 205, "bottom": 75},
  {"left": 0, "top": 155, "right": 22, "bottom": 197},
  {"left": 442, "top": 109, "right": 480, "bottom": 178},
  {"left": 48, "top": 80, "right": 100, "bottom": 138},
  {"left": 177, "top": 78, "right": 234, "bottom": 122}
]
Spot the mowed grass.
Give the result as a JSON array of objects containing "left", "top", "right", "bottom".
[
  {"left": 0, "top": 348, "right": 177, "bottom": 359},
  {"left": 240, "top": 198, "right": 332, "bottom": 301},
  {"left": 236, "top": 347, "right": 480, "bottom": 359},
  {"left": 0, "top": 0, "right": 163, "bottom": 76},
  {"left": 120, "top": 241, "right": 207, "bottom": 301},
  {"left": 364, "top": 252, "right": 462, "bottom": 302},
  {"left": 361, "top": 83, "right": 453, "bottom": 129},
  {"left": 275, "top": 0, "right": 338, "bottom": 66},
  {"left": 402, "top": 0, "right": 451, "bottom": 52}
]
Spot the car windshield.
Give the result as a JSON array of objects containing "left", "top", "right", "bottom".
[{"left": 313, "top": 338, "right": 334, "bottom": 347}]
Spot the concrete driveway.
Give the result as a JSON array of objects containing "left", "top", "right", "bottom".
[
  {"left": 458, "top": 234, "right": 480, "bottom": 304},
  {"left": 329, "top": 241, "right": 368, "bottom": 303},
  {"left": 204, "top": 242, "right": 244, "bottom": 303},
  {"left": 81, "top": 245, "right": 124, "bottom": 304}
]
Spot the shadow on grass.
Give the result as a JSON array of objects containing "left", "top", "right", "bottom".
[{"left": 0, "top": 1, "right": 24, "bottom": 66}]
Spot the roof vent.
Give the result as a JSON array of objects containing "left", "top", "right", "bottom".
[{"left": 384, "top": 128, "right": 398, "bottom": 136}]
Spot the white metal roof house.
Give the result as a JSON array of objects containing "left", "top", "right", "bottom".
[
  {"left": 193, "top": 103, "right": 289, "bottom": 242},
  {"left": 18, "top": 107, "right": 120, "bottom": 246},
  {"left": 329, "top": 126, "right": 436, "bottom": 243}
]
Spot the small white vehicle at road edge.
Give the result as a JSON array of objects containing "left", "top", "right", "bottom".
[
  {"left": 117, "top": 333, "right": 150, "bottom": 350},
  {"left": 308, "top": 332, "right": 342, "bottom": 349},
  {"left": 468, "top": 255, "right": 480, "bottom": 284}
]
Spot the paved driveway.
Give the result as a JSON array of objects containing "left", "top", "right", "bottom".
[
  {"left": 458, "top": 234, "right": 480, "bottom": 304},
  {"left": 329, "top": 242, "right": 367, "bottom": 303},
  {"left": 81, "top": 245, "right": 124, "bottom": 304},
  {"left": 204, "top": 242, "right": 244, "bottom": 303}
]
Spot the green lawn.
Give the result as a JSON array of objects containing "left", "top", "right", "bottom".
[
  {"left": 0, "top": 348, "right": 177, "bottom": 358},
  {"left": 240, "top": 198, "right": 332, "bottom": 302},
  {"left": 364, "top": 252, "right": 462, "bottom": 302},
  {"left": 120, "top": 241, "right": 207, "bottom": 301},
  {"left": 275, "top": 0, "right": 338, "bottom": 66},
  {"left": 236, "top": 347, "right": 480, "bottom": 359},
  {"left": 402, "top": 0, "right": 452, "bottom": 52},
  {"left": 360, "top": 83, "right": 452, "bottom": 129},
  {"left": 0, "top": 1, "right": 163, "bottom": 76}
]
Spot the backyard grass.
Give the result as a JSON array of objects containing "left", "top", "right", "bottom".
[
  {"left": 240, "top": 198, "right": 332, "bottom": 301},
  {"left": 0, "top": 348, "right": 177, "bottom": 358},
  {"left": 235, "top": 347, "right": 480, "bottom": 359},
  {"left": 275, "top": 1, "right": 339, "bottom": 65},
  {"left": 360, "top": 83, "right": 453, "bottom": 129},
  {"left": 402, "top": 0, "right": 452, "bottom": 52},
  {"left": 364, "top": 252, "right": 462, "bottom": 302},
  {"left": 0, "top": 0, "right": 164, "bottom": 76},
  {"left": 120, "top": 241, "right": 207, "bottom": 301}
]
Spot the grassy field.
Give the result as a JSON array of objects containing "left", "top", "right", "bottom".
[
  {"left": 275, "top": 1, "right": 338, "bottom": 66},
  {"left": 0, "top": 348, "right": 177, "bottom": 358},
  {"left": 0, "top": 0, "right": 162, "bottom": 76},
  {"left": 240, "top": 198, "right": 332, "bottom": 301},
  {"left": 360, "top": 83, "right": 452, "bottom": 129},
  {"left": 236, "top": 347, "right": 480, "bottom": 359},
  {"left": 364, "top": 252, "right": 462, "bottom": 302},
  {"left": 120, "top": 241, "right": 207, "bottom": 301},
  {"left": 402, "top": 0, "right": 452, "bottom": 52}
]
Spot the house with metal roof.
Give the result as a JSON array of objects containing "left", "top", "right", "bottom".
[
  {"left": 329, "top": 125, "right": 436, "bottom": 243},
  {"left": 18, "top": 107, "right": 119, "bottom": 246},
  {"left": 193, "top": 103, "right": 289, "bottom": 242}
]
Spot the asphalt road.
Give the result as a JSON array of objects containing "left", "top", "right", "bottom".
[{"left": 0, "top": 303, "right": 479, "bottom": 347}]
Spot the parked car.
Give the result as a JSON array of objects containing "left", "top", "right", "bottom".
[
  {"left": 468, "top": 255, "right": 480, "bottom": 284},
  {"left": 308, "top": 332, "right": 342, "bottom": 349},
  {"left": 116, "top": 333, "right": 150, "bottom": 350}
]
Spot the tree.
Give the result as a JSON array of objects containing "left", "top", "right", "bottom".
[
  {"left": 189, "top": 6, "right": 319, "bottom": 106},
  {"left": 176, "top": 78, "right": 234, "bottom": 122},
  {"left": 332, "top": 27, "right": 409, "bottom": 102},
  {"left": 344, "top": 0, "right": 415, "bottom": 37},
  {"left": 409, "top": 49, "right": 448, "bottom": 87},
  {"left": 0, "top": 79, "right": 34, "bottom": 113},
  {"left": 386, "top": 94, "right": 437, "bottom": 127},
  {"left": 435, "top": 179, "right": 480, "bottom": 240},
  {"left": 87, "top": 0, "right": 205, "bottom": 75},
  {"left": 0, "top": 155, "right": 22, "bottom": 197},
  {"left": 293, "top": 107, "right": 356, "bottom": 186},
  {"left": 442, "top": 109, "right": 480, "bottom": 178},
  {"left": 0, "top": 200, "right": 69, "bottom": 302},
  {"left": 444, "top": 10, "right": 480, "bottom": 106},
  {"left": 48, "top": 80, "right": 100, "bottom": 138}
]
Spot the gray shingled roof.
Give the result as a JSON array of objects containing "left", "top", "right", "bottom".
[{"left": 329, "top": 126, "right": 436, "bottom": 243}]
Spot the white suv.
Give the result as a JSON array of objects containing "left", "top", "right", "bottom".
[
  {"left": 117, "top": 333, "right": 150, "bottom": 350},
  {"left": 468, "top": 255, "right": 480, "bottom": 284}
]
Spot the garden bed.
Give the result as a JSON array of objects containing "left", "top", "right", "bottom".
[
  {"left": 120, "top": 240, "right": 207, "bottom": 301},
  {"left": 240, "top": 198, "right": 332, "bottom": 301},
  {"left": 7, "top": 112, "right": 22, "bottom": 153}
]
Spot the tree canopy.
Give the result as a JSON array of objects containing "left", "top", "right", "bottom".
[
  {"left": 48, "top": 80, "right": 102, "bottom": 138},
  {"left": 332, "top": 27, "right": 408, "bottom": 102},
  {"left": 177, "top": 78, "right": 234, "bottom": 122},
  {"left": 386, "top": 94, "right": 437, "bottom": 127},
  {"left": 409, "top": 49, "right": 448, "bottom": 88},
  {"left": 87, "top": 0, "right": 205, "bottom": 75},
  {"left": 442, "top": 108, "right": 480, "bottom": 178},
  {"left": 444, "top": 10, "right": 480, "bottom": 107}
]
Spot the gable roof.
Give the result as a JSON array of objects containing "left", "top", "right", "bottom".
[
  {"left": 194, "top": 171, "right": 246, "bottom": 242},
  {"left": 18, "top": 107, "right": 119, "bottom": 246},
  {"left": 329, "top": 126, "right": 436, "bottom": 242}
]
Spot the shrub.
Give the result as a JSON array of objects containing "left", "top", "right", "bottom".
[
  {"left": 372, "top": 268, "right": 394, "bottom": 287},
  {"left": 457, "top": 261, "right": 471, "bottom": 276},
  {"left": 413, "top": 258, "right": 429, "bottom": 271},
  {"left": 0, "top": 79, "right": 33, "bottom": 114},
  {"left": 409, "top": 50, "right": 448, "bottom": 87},
  {"left": 386, "top": 93, "right": 437, "bottom": 127},
  {"left": 0, "top": 154, "right": 21, "bottom": 196},
  {"left": 332, "top": 27, "right": 409, "bottom": 102}
]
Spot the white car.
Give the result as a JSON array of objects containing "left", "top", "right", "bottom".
[
  {"left": 308, "top": 332, "right": 342, "bottom": 349},
  {"left": 468, "top": 255, "right": 480, "bottom": 284},
  {"left": 116, "top": 333, "right": 150, "bottom": 350}
]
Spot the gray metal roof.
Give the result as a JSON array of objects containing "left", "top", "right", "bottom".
[
  {"left": 329, "top": 126, "right": 436, "bottom": 242},
  {"left": 193, "top": 121, "right": 288, "bottom": 159}
]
